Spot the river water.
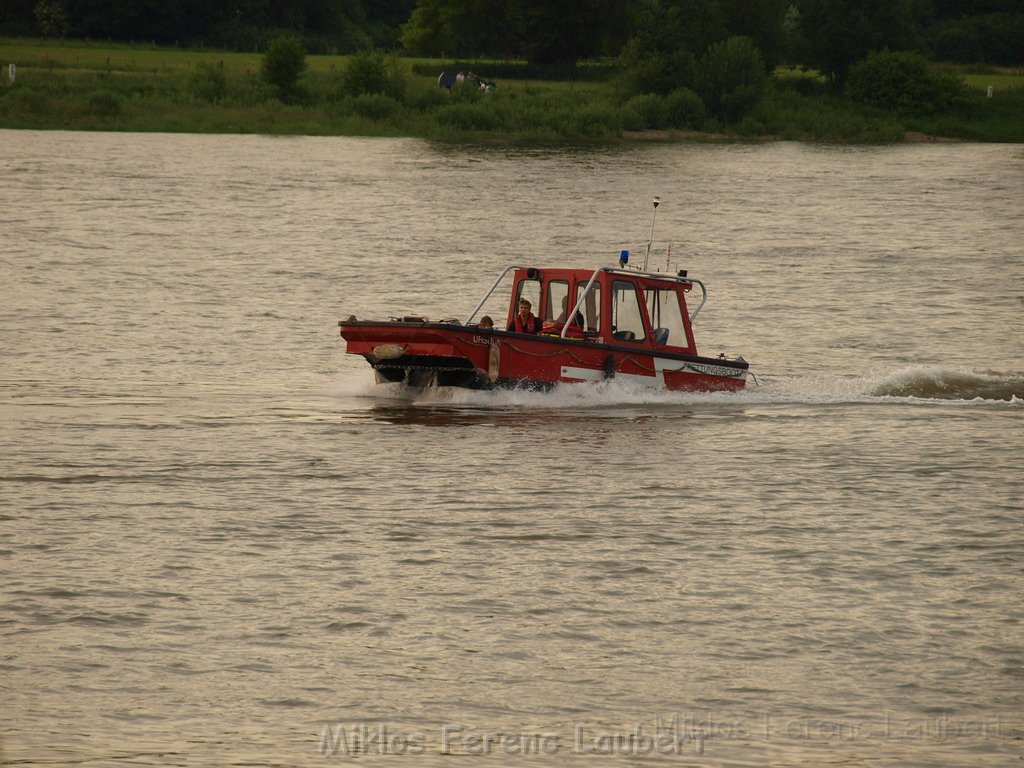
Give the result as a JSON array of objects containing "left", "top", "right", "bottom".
[{"left": 1, "top": 131, "right": 1022, "bottom": 767}]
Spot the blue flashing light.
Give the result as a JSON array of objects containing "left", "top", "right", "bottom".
[{"left": 619, "top": 249, "right": 629, "bottom": 266}]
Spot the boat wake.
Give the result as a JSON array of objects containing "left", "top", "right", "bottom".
[
  {"left": 865, "top": 366, "right": 1024, "bottom": 402},
  {"left": 329, "top": 365, "right": 1023, "bottom": 409}
]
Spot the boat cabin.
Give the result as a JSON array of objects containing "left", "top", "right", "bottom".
[{"left": 471, "top": 266, "right": 705, "bottom": 355}]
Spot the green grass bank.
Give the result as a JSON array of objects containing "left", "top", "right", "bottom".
[{"left": 1, "top": 38, "right": 1022, "bottom": 143}]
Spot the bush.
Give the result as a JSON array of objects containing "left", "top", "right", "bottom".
[
  {"left": 618, "top": 38, "right": 696, "bottom": 97},
  {"left": 845, "top": 50, "right": 966, "bottom": 116},
  {"left": 339, "top": 49, "right": 406, "bottom": 100},
  {"left": 450, "top": 80, "right": 485, "bottom": 103},
  {"left": 188, "top": 61, "right": 226, "bottom": 104},
  {"left": 695, "top": 36, "right": 768, "bottom": 121},
  {"left": 0, "top": 86, "right": 50, "bottom": 116},
  {"left": 664, "top": 88, "right": 706, "bottom": 129},
  {"left": 435, "top": 102, "right": 501, "bottom": 131},
  {"left": 349, "top": 93, "right": 403, "bottom": 122},
  {"left": 261, "top": 35, "right": 307, "bottom": 98},
  {"left": 623, "top": 93, "right": 667, "bottom": 129},
  {"left": 403, "top": 81, "right": 449, "bottom": 111},
  {"left": 88, "top": 90, "right": 121, "bottom": 117},
  {"left": 576, "top": 101, "right": 624, "bottom": 137}
]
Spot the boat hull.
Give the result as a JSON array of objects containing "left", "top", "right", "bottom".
[{"left": 339, "top": 321, "right": 748, "bottom": 392}]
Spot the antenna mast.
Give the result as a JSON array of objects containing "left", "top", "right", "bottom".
[{"left": 643, "top": 196, "right": 660, "bottom": 271}]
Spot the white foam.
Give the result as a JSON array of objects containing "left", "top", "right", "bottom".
[{"left": 326, "top": 365, "right": 1024, "bottom": 410}]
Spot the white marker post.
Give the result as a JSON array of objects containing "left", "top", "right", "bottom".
[
  {"left": 987, "top": 85, "right": 993, "bottom": 99},
  {"left": 8, "top": 64, "right": 14, "bottom": 84}
]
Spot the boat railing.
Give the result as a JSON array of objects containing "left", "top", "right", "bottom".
[{"left": 463, "top": 265, "right": 529, "bottom": 326}]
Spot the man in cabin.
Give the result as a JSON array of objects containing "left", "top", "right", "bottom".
[
  {"left": 508, "top": 299, "right": 540, "bottom": 334},
  {"left": 555, "top": 295, "right": 585, "bottom": 328}
]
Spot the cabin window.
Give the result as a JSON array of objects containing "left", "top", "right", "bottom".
[
  {"left": 611, "top": 281, "right": 646, "bottom": 342},
  {"left": 644, "top": 288, "right": 688, "bottom": 347},
  {"left": 576, "top": 283, "right": 601, "bottom": 333},
  {"left": 544, "top": 281, "right": 570, "bottom": 322},
  {"left": 516, "top": 279, "right": 541, "bottom": 318}
]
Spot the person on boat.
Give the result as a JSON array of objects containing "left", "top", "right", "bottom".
[
  {"left": 478, "top": 315, "right": 494, "bottom": 329},
  {"left": 508, "top": 299, "right": 540, "bottom": 334},
  {"left": 554, "top": 296, "right": 585, "bottom": 327}
]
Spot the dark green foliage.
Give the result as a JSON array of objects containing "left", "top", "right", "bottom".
[
  {"left": 363, "top": 0, "right": 416, "bottom": 46},
  {"left": 401, "top": 0, "right": 515, "bottom": 59},
  {"left": 34, "top": 0, "right": 70, "bottom": 37},
  {"left": 435, "top": 101, "right": 502, "bottom": 131},
  {"left": 845, "top": 50, "right": 966, "bottom": 115},
  {"left": 664, "top": 87, "right": 706, "bottom": 128},
  {"left": 450, "top": 80, "right": 485, "bottom": 102},
  {"left": 694, "top": 36, "right": 767, "bottom": 121},
  {"left": 797, "top": 0, "right": 919, "bottom": 85},
  {"left": 718, "top": 0, "right": 789, "bottom": 70},
  {"left": 403, "top": 80, "right": 450, "bottom": 110},
  {"left": 506, "top": 0, "right": 633, "bottom": 66},
  {"left": 261, "top": 35, "right": 307, "bottom": 98},
  {"left": 349, "top": 92, "right": 403, "bottom": 121},
  {"left": 87, "top": 90, "right": 121, "bottom": 116},
  {"left": 339, "top": 49, "right": 406, "bottom": 99},
  {"left": 748, "top": 84, "right": 906, "bottom": 141},
  {"left": 0, "top": 86, "right": 50, "bottom": 116},
  {"left": 576, "top": 101, "right": 624, "bottom": 136},
  {"left": 930, "top": 13, "right": 1024, "bottom": 66},
  {"left": 188, "top": 61, "right": 227, "bottom": 103},
  {"left": 616, "top": 0, "right": 720, "bottom": 96},
  {"left": 618, "top": 0, "right": 786, "bottom": 97},
  {"left": 401, "top": 0, "right": 631, "bottom": 65},
  {"left": 623, "top": 93, "right": 668, "bottom": 129},
  {"left": 618, "top": 37, "right": 695, "bottom": 96}
]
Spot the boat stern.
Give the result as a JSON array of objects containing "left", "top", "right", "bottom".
[{"left": 339, "top": 320, "right": 495, "bottom": 388}]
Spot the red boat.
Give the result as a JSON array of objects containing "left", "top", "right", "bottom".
[{"left": 338, "top": 261, "right": 750, "bottom": 393}]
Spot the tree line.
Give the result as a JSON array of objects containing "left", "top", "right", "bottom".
[
  {"left": 3, "top": 0, "right": 1022, "bottom": 80},
  {"left": 2, "top": 0, "right": 415, "bottom": 51}
]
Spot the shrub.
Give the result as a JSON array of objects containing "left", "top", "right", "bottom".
[
  {"left": 695, "top": 36, "right": 767, "bottom": 121},
  {"left": 618, "top": 38, "right": 696, "bottom": 97},
  {"left": 435, "top": 102, "right": 501, "bottom": 131},
  {"left": 88, "top": 90, "right": 121, "bottom": 117},
  {"left": 576, "top": 101, "right": 623, "bottom": 137},
  {"left": 845, "top": 50, "right": 966, "bottom": 116},
  {"left": 0, "top": 86, "right": 50, "bottom": 116},
  {"left": 261, "top": 35, "right": 307, "bottom": 98},
  {"left": 339, "top": 49, "right": 406, "bottom": 100},
  {"left": 188, "top": 61, "right": 226, "bottom": 104},
  {"left": 403, "top": 81, "right": 448, "bottom": 111},
  {"left": 450, "top": 80, "right": 484, "bottom": 103},
  {"left": 664, "top": 88, "right": 706, "bottom": 129},
  {"left": 349, "top": 93, "right": 403, "bottom": 122},
  {"left": 623, "top": 93, "right": 667, "bottom": 129}
]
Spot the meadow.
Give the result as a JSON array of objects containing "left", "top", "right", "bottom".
[{"left": 1, "top": 38, "right": 1022, "bottom": 143}]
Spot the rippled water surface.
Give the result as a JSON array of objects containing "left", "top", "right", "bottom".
[{"left": 1, "top": 131, "right": 1022, "bottom": 767}]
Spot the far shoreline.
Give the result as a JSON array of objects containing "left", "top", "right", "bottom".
[{"left": 1, "top": 38, "right": 1022, "bottom": 144}]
